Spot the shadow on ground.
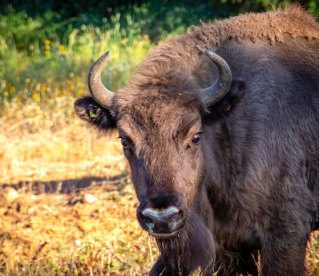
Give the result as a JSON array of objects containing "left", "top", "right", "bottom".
[{"left": 1, "top": 171, "right": 130, "bottom": 194}]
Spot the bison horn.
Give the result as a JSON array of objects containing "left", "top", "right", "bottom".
[
  {"left": 202, "top": 50, "right": 232, "bottom": 107},
  {"left": 88, "top": 51, "right": 115, "bottom": 109}
]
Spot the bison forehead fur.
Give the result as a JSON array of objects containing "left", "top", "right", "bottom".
[{"left": 74, "top": 5, "right": 319, "bottom": 276}]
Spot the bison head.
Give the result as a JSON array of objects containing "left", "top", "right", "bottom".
[{"left": 74, "top": 50, "right": 245, "bottom": 273}]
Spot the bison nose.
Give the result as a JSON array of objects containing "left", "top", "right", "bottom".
[{"left": 138, "top": 207, "right": 186, "bottom": 237}]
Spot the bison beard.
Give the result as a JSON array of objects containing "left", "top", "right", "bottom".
[
  {"left": 151, "top": 210, "right": 259, "bottom": 276},
  {"left": 74, "top": 5, "right": 319, "bottom": 276},
  {"left": 151, "top": 211, "right": 216, "bottom": 276}
]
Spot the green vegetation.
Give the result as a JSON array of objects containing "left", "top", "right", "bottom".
[
  {"left": 1, "top": 0, "right": 318, "bottom": 116},
  {"left": 0, "top": 12, "right": 151, "bottom": 118}
]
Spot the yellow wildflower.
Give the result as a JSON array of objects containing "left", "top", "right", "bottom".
[
  {"left": 33, "top": 92, "right": 38, "bottom": 99},
  {"left": 9, "top": 86, "right": 15, "bottom": 93},
  {"left": 44, "top": 40, "right": 51, "bottom": 45},
  {"left": 59, "top": 45, "right": 65, "bottom": 51},
  {"left": 69, "top": 72, "right": 74, "bottom": 78},
  {"left": 25, "top": 78, "right": 31, "bottom": 83},
  {"left": 61, "top": 50, "right": 67, "bottom": 55},
  {"left": 121, "top": 38, "right": 129, "bottom": 45},
  {"left": 44, "top": 50, "right": 50, "bottom": 56},
  {"left": 3, "top": 91, "right": 8, "bottom": 97},
  {"left": 54, "top": 41, "right": 60, "bottom": 47}
]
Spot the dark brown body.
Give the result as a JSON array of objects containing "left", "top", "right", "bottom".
[{"left": 75, "top": 6, "right": 319, "bottom": 275}]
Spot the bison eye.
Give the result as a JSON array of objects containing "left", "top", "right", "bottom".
[
  {"left": 192, "top": 133, "right": 201, "bottom": 145},
  {"left": 119, "top": 137, "right": 128, "bottom": 148}
]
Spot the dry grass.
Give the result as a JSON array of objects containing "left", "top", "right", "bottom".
[
  {"left": 0, "top": 185, "right": 158, "bottom": 275},
  {"left": 0, "top": 126, "right": 126, "bottom": 185},
  {"left": 1, "top": 98, "right": 319, "bottom": 276},
  {"left": 0, "top": 95, "right": 127, "bottom": 185},
  {"left": 0, "top": 97, "right": 160, "bottom": 275}
]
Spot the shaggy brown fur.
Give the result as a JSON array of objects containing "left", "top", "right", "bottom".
[{"left": 131, "top": 5, "right": 319, "bottom": 90}]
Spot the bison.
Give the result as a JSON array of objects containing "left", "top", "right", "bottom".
[{"left": 74, "top": 5, "right": 319, "bottom": 276}]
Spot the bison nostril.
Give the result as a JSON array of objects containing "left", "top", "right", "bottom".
[
  {"left": 140, "top": 212, "right": 153, "bottom": 224},
  {"left": 141, "top": 207, "right": 184, "bottom": 224},
  {"left": 169, "top": 210, "right": 184, "bottom": 222}
]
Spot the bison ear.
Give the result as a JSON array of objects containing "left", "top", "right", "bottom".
[
  {"left": 74, "top": 96, "right": 117, "bottom": 130},
  {"left": 215, "top": 78, "right": 246, "bottom": 113}
]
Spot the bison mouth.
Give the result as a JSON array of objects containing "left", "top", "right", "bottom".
[{"left": 147, "top": 225, "right": 184, "bottom": 239}]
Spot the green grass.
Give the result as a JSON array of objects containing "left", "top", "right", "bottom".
[
  {"left": 0, "top": 14, "right": 153, "bottom": 117},
  {"left": 1, "top": 0, "right": 319, "bottom": 115},
  {"left": 1, "top": 2, "right": 204, "bottom": 114}
]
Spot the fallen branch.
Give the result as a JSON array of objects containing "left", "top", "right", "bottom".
[{"left": 31, "top": 240, "right": 49, "bottom": 262}]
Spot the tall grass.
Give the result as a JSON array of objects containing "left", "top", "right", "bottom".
[
  {"left": 0, "top": 1, "right": 220, "bottom": 115},
  {"left": 2, "top": 0, "right": 319, "bottom": 118},
  {"left": 0, "top": 13, "right": 155, "bottom": 129},
  {"left": 0, "top": 1, "right": 208, "bottom": 108}
]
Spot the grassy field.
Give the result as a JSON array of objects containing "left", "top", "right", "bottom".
[{"left": 1, "top": 4, "right": 319, "bottom": 276}]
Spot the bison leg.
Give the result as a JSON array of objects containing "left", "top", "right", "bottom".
[
  {"left": 149, "top": 256, "right": 191, "bottom": 276},
  {"left": 149, "top": 256, "right": 166, "bottom": 276},
  {"left": 208, "top": 250, "right": 258, "bottom": 276},
  {"left": 260, "top": 221, "right": 310, "bottom": 276}
]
